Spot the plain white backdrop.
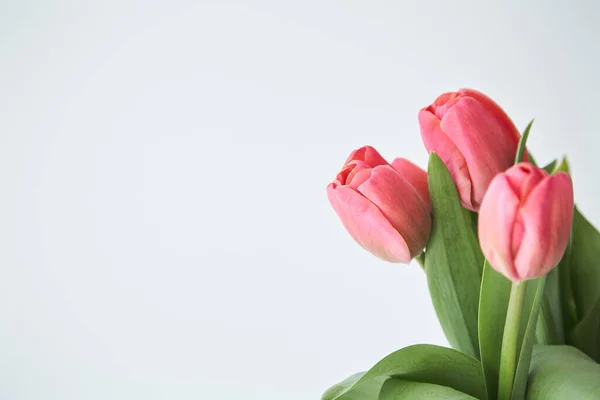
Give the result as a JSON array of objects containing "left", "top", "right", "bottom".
[{"left": 1, "top": 1, "right": 599, "bottom": 399}]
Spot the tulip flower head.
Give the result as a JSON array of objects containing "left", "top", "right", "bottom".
[
  {"left": 327, "top": 146, "right": 431, "bottom": 263},
  {"left": 419, "top": 89, "right": 523, "bottom": 211},
  {"left": 478, "top": 163, "right": 574, "bottom": 282}
]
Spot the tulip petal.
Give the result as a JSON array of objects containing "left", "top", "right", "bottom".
[
  {"left": 514, "top": 173, "right": 574, "bottom": 280},
  {"left": 345, "top": 145, "right": 388, "bottom": 167},
  {"left": 504, "top": 163, "right": 547, "bottom": 201},
  {"left": 428, "top": 91, "right": 462, "bottom": 119},
  {"left": 327, "top": 183, "right": 411, "bottom": 263},
  {"left": 478, "top": 175, "right": 521, "bottom": 281},
  {"left": 347, "top": 165, "right": 372, "bottom": 190},
  {"left": 334, "top": 164, "right": 354, "bottom": 186},
  {"left": 343, "top": 161, "right": 369, "bottom": 186},
  {"left": 418, "top": 109, "right": 474, "bottom": 210},
  {"left": 440, "top": 97, "right": 517, "bottom": 207},
  {"left": 356, "top": 165, "right": 431, "bottom": 258},
  {"left": 391, "top": 158, "right": 430, "bottom": 204},
  {"left": 459, "top": 89, "right": 524, "bottom": 160}
]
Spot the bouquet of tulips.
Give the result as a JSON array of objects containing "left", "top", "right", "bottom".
[{"left": 323, "top": 89, "right": 600, "bottom": 400}]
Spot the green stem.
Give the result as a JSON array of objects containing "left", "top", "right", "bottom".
[{"left": 498, "top": 281, "right": 528, "bottom": 400}]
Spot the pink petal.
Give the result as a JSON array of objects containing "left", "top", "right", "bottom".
[
  {"left": 418, "top": 109, "right": 474, "bottom": 210},
  {"left": 440, "top": 97, "right": 516, "bottom": 207},
  {"left": 344, "top": 161, "right": 370, "bottom": 187},
  {"left": 391, "top": 158, "right": 430, "bottom": 205},
  {"left": 347, "top": 166, "right": 372, "bottom": 190},
  {"left": 356, "top": 165, "right": 431, "bottom": 258},
  {"left": 513, "top": 173, "right": 574, "bottom": 280},
  {"left": 345, "top": 146, "right": 389, "bottom": 168},
  {"left": 504, "top": 163, "right": 547, "bottom": 201},
  {"left": 459, "top": 88, "right": 524, "bottom": 160},
  {"left": 427, "top": 91, "right": 462, "bottom": 120},
  {"left": 478, "top": 175, "right": 521, "bottom": 282},
  {"left": 326, "top": 184, "right": 411, "bottom": 263}
]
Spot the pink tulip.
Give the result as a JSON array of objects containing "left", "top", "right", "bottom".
[
  {"left": 478, "top": 163, "right": 574, "bottom": 282},
  {"left": 419, "top": 89, "right": 523, "bottom": 211},
  {"left": 327, "top": 146, "right": 431, "bottom": 263}
]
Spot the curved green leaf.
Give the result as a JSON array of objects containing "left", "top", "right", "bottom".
[
  {"left": 541, "top": 159, "right": 557, "bottom": 173},
  {"left": 321, "top": 372, "right": 386, "bottom": 400},
  {"left": 514, "top": 120, "right": 533, "bottom": 164},
  {"left": 426, "top": 153, "right": 483, "bottom": 358},
  {"left": 379, "top": 379, "right": 478, "bottom": 400},
  {"left": 322, "top": 344, "right": 487, "bottom": 400},
  {"left": 553, "top": 157, "right": 570, "bottom": 174},
  {"left": 526, "top": 345, "right": 600, "bottom": 399},
  {"left": 536, "top": 266, "right": 564, "bottom": 345},
  {"left": 559, "top": 229, "right": 577, "bottom": 335},
  {"left": 570, "top": 207, "right": 600, "bottom": 320},
  {"left": 570, "top": 295, "right": 600, "bottom": 363}
]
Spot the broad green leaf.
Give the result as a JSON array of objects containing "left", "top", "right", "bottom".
[
  {"left": 526, "top": 345, "right": 600, "bottom": 399},
  {"left": 510, "top": 276, "right": 546, "bottom": 400},
  {"left": 322, "top": 344, "right": 487, "bottom": 400},
  {"left": 321, "top": 372, "right": 386, "bottom": 400},
  {"left": 379, "top": 379, "right": 478, "bottom": 400},
  {"left": 570, "top": 295, "right": 600, "bottom": 363},
  {"left": 426, "top": 153, "right": 484, "bottom": 358},
  {"left": 535, "top": 267, "right": 564, "bottom": 345},
  {"left": 463, "top": 208, "right": 479, "bottom": 238},
  {"left": 558, "top": 233, "right": 577, "bottom": 336},
  {"left": 570, "top": 207, "right": 600, "bottom": 320},
  {"left": 478, "top": 261, "right": 511, "bottom": 400}
]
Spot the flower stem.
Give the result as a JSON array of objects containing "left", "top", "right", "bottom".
[{"left": 498, "top": 280, "right": 527, "bottom": 400}]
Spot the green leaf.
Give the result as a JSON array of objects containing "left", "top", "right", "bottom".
[
  {"left": 536, "top": 267, "right": 564, "bottom": 345},
  {"left": 514, "top": 120, "right": 533, "bottom": 164},
  {"left": 321, "top": 372, "right": 386, "bottom": 400},
  {"left": 570, "top": 207, "right": 600, "bottom": 320},
  {"left": 463, "top": 208, "right": 479, "bottom": 238},
  {"left": 526, "top": 345, "right": 600, "bottom": 399},
  {"left": 321, "top": 344, "right": 487, "bottom": 400},
  {"left": 379, "top": 379, "right": 478, "bottom": 400},
  {"left": 558, "top": 232, "right": 577, "bottom": 336},
  {"left": 425, "top": 153, "right": 484, "bottom": 358},
  {"left": 541, "top": 160, "right": 557, "bottom": 173},
  {"left": 553, "top": 157, "right": 570, "bottom": 174},
  {"left": 570, "top": 295, "right": 600, "bottom": 363},
  {"left": 478, "top": 261, "right": 511, "bottom": 400},
  {"left": 510, "top": 276, "right": 546, "bottom": 400}
]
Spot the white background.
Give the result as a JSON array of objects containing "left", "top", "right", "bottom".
[{"left": 1, "top": 1, "right": 599, "bottom": 399}]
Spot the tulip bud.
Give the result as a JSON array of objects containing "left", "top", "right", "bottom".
[
  {"left": 419, "top": 89, "right": 523, "bottom": 211},
  {"left": 478, "top": 163, "right": 574, "bottom": 282},
  {"left": 327, "top": 146, "right": 431, "bottom": 263}
]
